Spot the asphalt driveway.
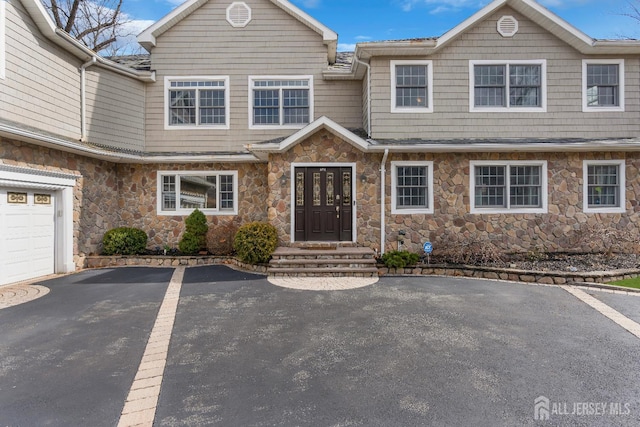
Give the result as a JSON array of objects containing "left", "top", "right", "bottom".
[{"left": 1, "top": 266, "right": 639, "bottom": 426}]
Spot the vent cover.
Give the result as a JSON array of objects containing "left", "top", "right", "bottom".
[
  {"left": 497, "top": 16, "right": 518, "bottom": 37},
  {"left": 227, "top": 2, "right": 252, "bottom": 28}
]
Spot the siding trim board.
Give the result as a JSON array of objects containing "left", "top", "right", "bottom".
[{"left": 0, "top": 0, "right": 5, "bottom": 80}]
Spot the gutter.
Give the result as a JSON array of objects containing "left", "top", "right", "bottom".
[
  {"left": 0, "top": 122, "right": 261, "bottom": 164},
  {"left": 380, "top": 149, "right": 389, "bottom": 255}
]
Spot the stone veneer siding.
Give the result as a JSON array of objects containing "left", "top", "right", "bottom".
[
  {"left": 267, "top": 130, "right": 640, "bottom": 255},
  {"left": 1, "top": 137, "right": 268, "bottom": 269}
]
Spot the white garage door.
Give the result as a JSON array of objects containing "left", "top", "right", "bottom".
[{"left": 0, "top": 189, "right": 55, "bottom": 286}]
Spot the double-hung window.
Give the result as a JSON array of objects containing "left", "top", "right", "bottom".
[
  {"left": 165, "top": 77, "right": 229, "bottom": 129},
  {"left": 470, "top": 60, "right": 546, "bottom": 112},
  {"left": 470, "top": 161, "right": 547, "bottom": 214},
  {"left": 249, "top": 76, "right": 313, "bottom": 128},
  {"left": 582, "top": 60, "right": 624, "bottom": 112},
  {"left": 157, "top": 171, "right": 238, "bottom": 215},
  {"left": 583, "top": 160, "right": 625, "bottom": 213},
  {"left": 391, "top": 161, "right": 434, "bottom": 214},
  {"left": 391, "top": 60, "right": 433, "bottom": 113}
]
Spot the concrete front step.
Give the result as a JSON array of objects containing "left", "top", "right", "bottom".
[{"left": 269, "top": 246, "right": 378, "bottom": 277}]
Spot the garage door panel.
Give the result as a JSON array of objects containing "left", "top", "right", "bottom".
[{"left": 0, "top": 191, "right": 55, "bottom": 286}]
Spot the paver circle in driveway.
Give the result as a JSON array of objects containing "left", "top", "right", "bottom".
[
  {"left": 268, "top": 276, "right": 379, "bottom": 290},
  {"left": 0, "top": 282, "right": 50, "bottom": 309}
]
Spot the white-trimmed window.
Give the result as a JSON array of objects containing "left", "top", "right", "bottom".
[
  {"left": 1, "top": 0, "right": 5, "bottom": 80},
  {"left": 470, "top": 161, "right": 547, "bottom": 214},
  {"left": 583, "top": 160, "right": 626, "bottom": 213},
  {"left": 391, "top": 161, "right": 434, "bottom": 214},
  {"left": 249, "top": 76, "right": 313, "bottom": 129},
  {"left": 582, "top": 60, "right": 624, "bottom": 112},
  {"left": 157, "top": 171, "right": 238, "bottom": 215},
  {"left": 469, "top": 60, "right": 546, "bottom": 112},
  {"left": 164, "top": 77, "right": 230, "bottom": 130},
  {"left": 390, "top": 60, "right": 433, "bottom": 113}
]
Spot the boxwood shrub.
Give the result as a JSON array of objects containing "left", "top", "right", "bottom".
[
  {"left": 234, "top": 222, "right": 278, "bottom": 264},
  {"left": 381, "top": 250, "right": 420, "bottom": 269},
  {"left": 102, "top": 227, "right": 148, "bottom": 255}
]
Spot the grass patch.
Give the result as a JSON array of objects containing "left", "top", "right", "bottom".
[{"left": 607, "top": 277, "right": 640, "bottom": 289}]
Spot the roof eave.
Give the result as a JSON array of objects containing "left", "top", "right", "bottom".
[{"left": 369, "top": 140, "right": 640, "bottom": 153}]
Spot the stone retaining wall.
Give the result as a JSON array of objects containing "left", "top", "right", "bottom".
[
  {"left": 86, "top": 255, "right": 268, "bottom": 274},
  {"left": 378, "top": 264, "right": 640, "bottom": 285}
]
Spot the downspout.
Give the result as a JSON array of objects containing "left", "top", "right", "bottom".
[
  {"left": 79, "top": 56, "right": 97, "bottom": 142},
  {"left": 380, "top": 149, "right": 389, "bottom": 255},
  {"left": 353, "top": 57, "right": 371, "bottom": 138}
]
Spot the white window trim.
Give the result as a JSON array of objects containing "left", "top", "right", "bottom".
[
  {"left": 1, "top": 0, "right": 5, "bottom": 80},
  {"left": 582, "top": 59, "right": 625, "bottom": 112},
  {"left": 248, "top": 75, "right": 314, "bottom": 130},
  {"left": 164, "top": 76, "right": 230, "bottom": 130},
  {"left": 156, "top": 171, "right": 238, "bottom": 216},
  {"left": 391, "top": 161, "right": 434, "bottom": 214},
  {"left": 469, "top": 60, "right": 547, "bottom": 113},
  {"left": 583, "top": 160, "right": 626, "bottom": 214},
  {"left": 390, "top": 60, "right": 434, "bottom": 113},
  {"left": 470, "top": 160, "right": 548, "bottom": 214}
]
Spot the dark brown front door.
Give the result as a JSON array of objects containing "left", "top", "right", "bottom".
[{"left": 294, "top": 167, "right": 353, "bottom": 242}]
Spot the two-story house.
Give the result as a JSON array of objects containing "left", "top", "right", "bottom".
[{"left": 2, "top": 0, "right": 640, "bottom": 285}]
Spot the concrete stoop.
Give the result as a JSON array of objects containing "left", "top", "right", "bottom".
[{"left": 268, "top": 247, "right": 379, "bottom": 278}]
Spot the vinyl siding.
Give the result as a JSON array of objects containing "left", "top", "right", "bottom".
[
  {"left": 371, "top": 7, "right": 640, "bottom": 140},
  {"left": 85, "top": 68, "right": 145, "bottom": 151},
  {"left": 145, "top": 0, "right": 361, "bottom": 153},
  {"left": 1, "top": 1, "right": 81, "bottom": 139}
]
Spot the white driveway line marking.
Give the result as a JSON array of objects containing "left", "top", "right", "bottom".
[
  {"left": 118, "top": 266, "right": 185, "bottom": 427},
  {"left": 561, "top": 285, "right": 640, "bottom": 339}
]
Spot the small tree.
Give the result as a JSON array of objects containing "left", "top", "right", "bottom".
[{"left": 179, "top": 209, "right": 208, "bottom": 254}]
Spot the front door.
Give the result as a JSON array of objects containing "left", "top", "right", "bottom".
[{"left": 294, "top": 167, "right": 353, "bottom": 242}]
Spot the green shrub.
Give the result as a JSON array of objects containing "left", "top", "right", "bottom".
[
  {"left": 381, "top": 250, "right": 420, "bottom": 268},
  {"left": 179, "top": 209, "right": 208, "bottom": 254},
  {"left": 102, "top": 227, "right": 148, "bottom": 255},
  {"left": 234, "top": 222, "right": 278, "bottom": 264}
]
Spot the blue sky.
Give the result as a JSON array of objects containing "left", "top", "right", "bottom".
[{"left": 122, "top": 0, "right": 640, "bottom": 52}]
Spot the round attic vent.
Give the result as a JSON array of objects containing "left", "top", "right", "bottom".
[
  {"left": 497, "top": 15, "right": 519, "bottom": 37},
  {"left": 227, "top": 2, "right": 252, "bottom": 28}
]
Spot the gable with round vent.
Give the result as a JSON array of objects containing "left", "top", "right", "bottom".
[{"left": 227, "top": 2, "right": 252, "bottom": 28}]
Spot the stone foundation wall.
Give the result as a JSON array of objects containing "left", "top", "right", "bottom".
[
  {"left": 266, "top": 131, "right": 640, "bottom": 256},
  {"left": 1, "top": 138, "right": 269, "bottom": 268},
  {"left": 1, "top": 138, "right": 121, "bottom": 268},
  {"left": 115, "top": 163, "right": 269, "bottom": 250},
  {"left": 267, "top": 130, "right": 382, "bottom": 248},
  {"left": 387, "top": 151, "right": 640, "bottom": 255}
]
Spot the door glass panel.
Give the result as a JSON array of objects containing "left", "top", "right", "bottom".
[
  {"left": 326, "top": 173, "right": 334, "bottom": 206},
  {"left": 313, "top": 173, "right": 321, "bottom": 206},
  {"left": 296, "top": 172, "right": 305, "bottom": 206},
  {"left": 343, "top": 172, "right": 351, "bottom": 206}
]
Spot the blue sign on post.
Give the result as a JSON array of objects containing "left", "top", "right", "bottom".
[{"left": 423, "top": 242, "right": 433, "bottom": 254}]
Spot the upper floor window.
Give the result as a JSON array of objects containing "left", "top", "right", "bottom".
[
  {"left": 391, "top": 161, "right": 434, "bottom": 214},
  {"left": 157, "top": 171, "right": 238, "bottom": 216},
  {"left": 249, "top": 76, "right": 313, "bottom": 129},
  {"left": 469, "top": 60, "right": 547, "bottom": 112},
  {"left": 1, "top": 0, "right": 5, "bottom": 80},
  {"left": 583, "top": 160, "right": 626, "bottom": 213},
  {"left": 470, "top": 161, "right": 547, "bottom": 214},
  {"left": 582, "top": 60, "right": 624, "bottom": 112},
  {"left": 390, "top": 60, "right": 433, "bottom": 113},
  {"left": 164, "top": 77, "right": 230, "bottom": 130}
]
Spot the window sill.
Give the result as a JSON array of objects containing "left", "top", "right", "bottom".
[
  {"left": 158, "top": 209, "right": 237, "bottom": 216},
  {"left": 470, "top": 207, "right": 547, "bottom": 215},
  {"left": 391, "top": 208, "right": 434, "bottom": 215}
]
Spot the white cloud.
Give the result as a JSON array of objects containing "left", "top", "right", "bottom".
[
  {"left": 399, "top": 0, "right": 489, "bottom": 13},
  {"left": 355, "top": 35, "right": 372, "bottom": 40}
]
